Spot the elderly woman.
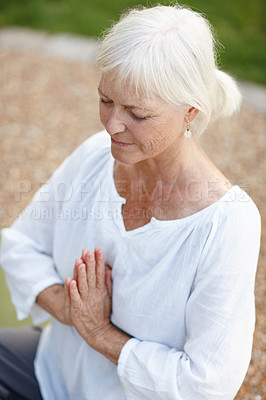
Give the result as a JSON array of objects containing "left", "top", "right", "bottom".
[{"left": 0, "top": 4, "right": 261, "bottom": 400}]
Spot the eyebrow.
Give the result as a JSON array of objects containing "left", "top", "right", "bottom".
[{"left": 97, "top": 88, "right": 152, "bottom": 112}]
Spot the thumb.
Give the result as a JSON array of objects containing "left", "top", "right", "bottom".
[{"left": 105, "top": 265, "right": 112, "bottom": 297}]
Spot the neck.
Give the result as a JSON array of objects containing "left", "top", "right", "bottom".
[
  {"left": 129, "top": 136, "right": 199, "bottom": 187},
  {"left": 113, "top": 135, "right": 231, "bottom": 218}
]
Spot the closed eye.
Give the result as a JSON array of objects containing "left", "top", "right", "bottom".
[
  {"left": 131, "top": 112, "right": 148, "bottom": 121},
  {"left": 128, "top": 108, "right": 149, "bottom": 121},
  {"left": 100, "top": 98, "right": 113, "bottom": 104},
  {"left": 100, "top": 97, "right": 148, "bottom": 121}
]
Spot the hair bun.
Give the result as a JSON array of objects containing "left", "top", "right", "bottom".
[{"left": 212, "top": 69, "right": 242, "bottom": 122}]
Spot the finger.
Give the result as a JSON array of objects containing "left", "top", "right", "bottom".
[
  {"left": 95, "top": 247, "right": 105, "bottom": 288},
  {"left": 105, "top": 266, "right": 113, "bottom": 296},
  {"left": 73, "top": 258, "right": 83, "bottom": 281},
  {"left": 84, "top": 251, "right": 96, "bottom": 288},
  {"left": 77, "top": 263, "right": 89, "bottom": 299},
  {"left": 69, "top": 280, "right": 80, "bottom": 307},
  {"left": 81, "top": 249, "right": 89, "bottom": 275},
  {"left": 65, "top": 277, "right": 72, "bottom": 296},
  {"left": 82, "top": 248, "right": 89, "bottom": 262}
]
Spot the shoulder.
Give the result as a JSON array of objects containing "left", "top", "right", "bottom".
[
  {"left": 67, "top": 130, "right": 110, "bottom": 163},
  {"left": 205, "top": 185, "right": 261, "bottom": 251},
  {"left": 187, "top": 185, "right": 260, "bottom": 240},
  {"left": 51, "top": 130, "right": 111, "bottom": 181},
  {"left": 215, "top": 185, "right": 261, "bottom": 234},
  {"left": 197, "top": 185, "right": 261, "bottom": 275}
]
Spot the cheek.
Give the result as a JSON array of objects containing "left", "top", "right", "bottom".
[
  {"left": 146, "top": 135, "right": 168, "bottom": 152},
  {"left": 144, "top": 120, "right": 170, "bottom": 146},
  {"left": 133, "top": 122, "right": 168, "bottom": 153},
  {"left": 99, "top": 104, "right": 107, "bottom": 126},
  {"left": 142, "top": 119, "right": 181, "bottom": 153}
]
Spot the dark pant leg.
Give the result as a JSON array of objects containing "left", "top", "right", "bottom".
[{"left": 0, "top": 326, "right": 43, "bottom": 400}]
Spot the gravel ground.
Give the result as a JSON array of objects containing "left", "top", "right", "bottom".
[{"left": 0, "top": 49, "right": 265, "bottom": 399}]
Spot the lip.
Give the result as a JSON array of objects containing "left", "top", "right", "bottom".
[{"left": 111, "top": 137, "right": 134, "bottom": 147}]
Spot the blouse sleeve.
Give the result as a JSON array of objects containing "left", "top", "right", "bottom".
[
  {"left": 117, "top": 198, "right": 261, "bottom": 400},
  {"left": 0, "top": 133, "right": 102, "bottom": 324}
]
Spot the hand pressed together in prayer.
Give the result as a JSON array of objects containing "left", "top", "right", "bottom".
[
  {"left": 36, "top": 246, "right": 130, "bottom": 364},
  {"left": 64, "top": 248, "right": 113, "bottom": 347}
]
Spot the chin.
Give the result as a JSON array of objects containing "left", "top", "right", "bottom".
[{"left": 111, "top": 147, "right": 141, "bottom": 165}]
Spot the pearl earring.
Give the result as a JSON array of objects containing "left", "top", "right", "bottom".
[{"left": 185, "top": 122, "right": 192, "bottom": 139}]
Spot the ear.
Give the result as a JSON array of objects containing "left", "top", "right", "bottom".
[{"left": 186, "top": 107, "right": 199, "bottom": 122}]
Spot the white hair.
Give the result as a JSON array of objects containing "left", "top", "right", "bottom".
[{"left": 97, "top": 4, "right": 242, "bottom": 136}]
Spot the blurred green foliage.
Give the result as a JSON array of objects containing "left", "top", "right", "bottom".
[{"left": 0, "top": 0, "right": 265, "bottom": 84}]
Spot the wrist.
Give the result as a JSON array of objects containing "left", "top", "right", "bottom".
[
  {"left": 90, "top": 323, "right": 131, "bottom": 365},
  {"left": 36, "top": 284, "right": 71, "bottom": 325}
]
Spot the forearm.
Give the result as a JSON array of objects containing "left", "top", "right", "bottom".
[
  {"left": 91, "top": 324, "right": 131, "bottom": 365},
  {"left": 36, "top": 284, "right": 71, "bottom": 325}
]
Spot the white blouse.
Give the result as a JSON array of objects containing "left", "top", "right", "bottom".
[{"left": 0, "top": 131, "right": 261, "bottom": 400}]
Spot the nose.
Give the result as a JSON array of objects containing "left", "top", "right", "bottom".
[{"left": 104, "top": 108, "right": 126, "bottom": 136}]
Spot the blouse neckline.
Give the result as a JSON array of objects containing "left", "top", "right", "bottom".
[{"left": 108, "top": 156, "right": 240, "bottom": 233}]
